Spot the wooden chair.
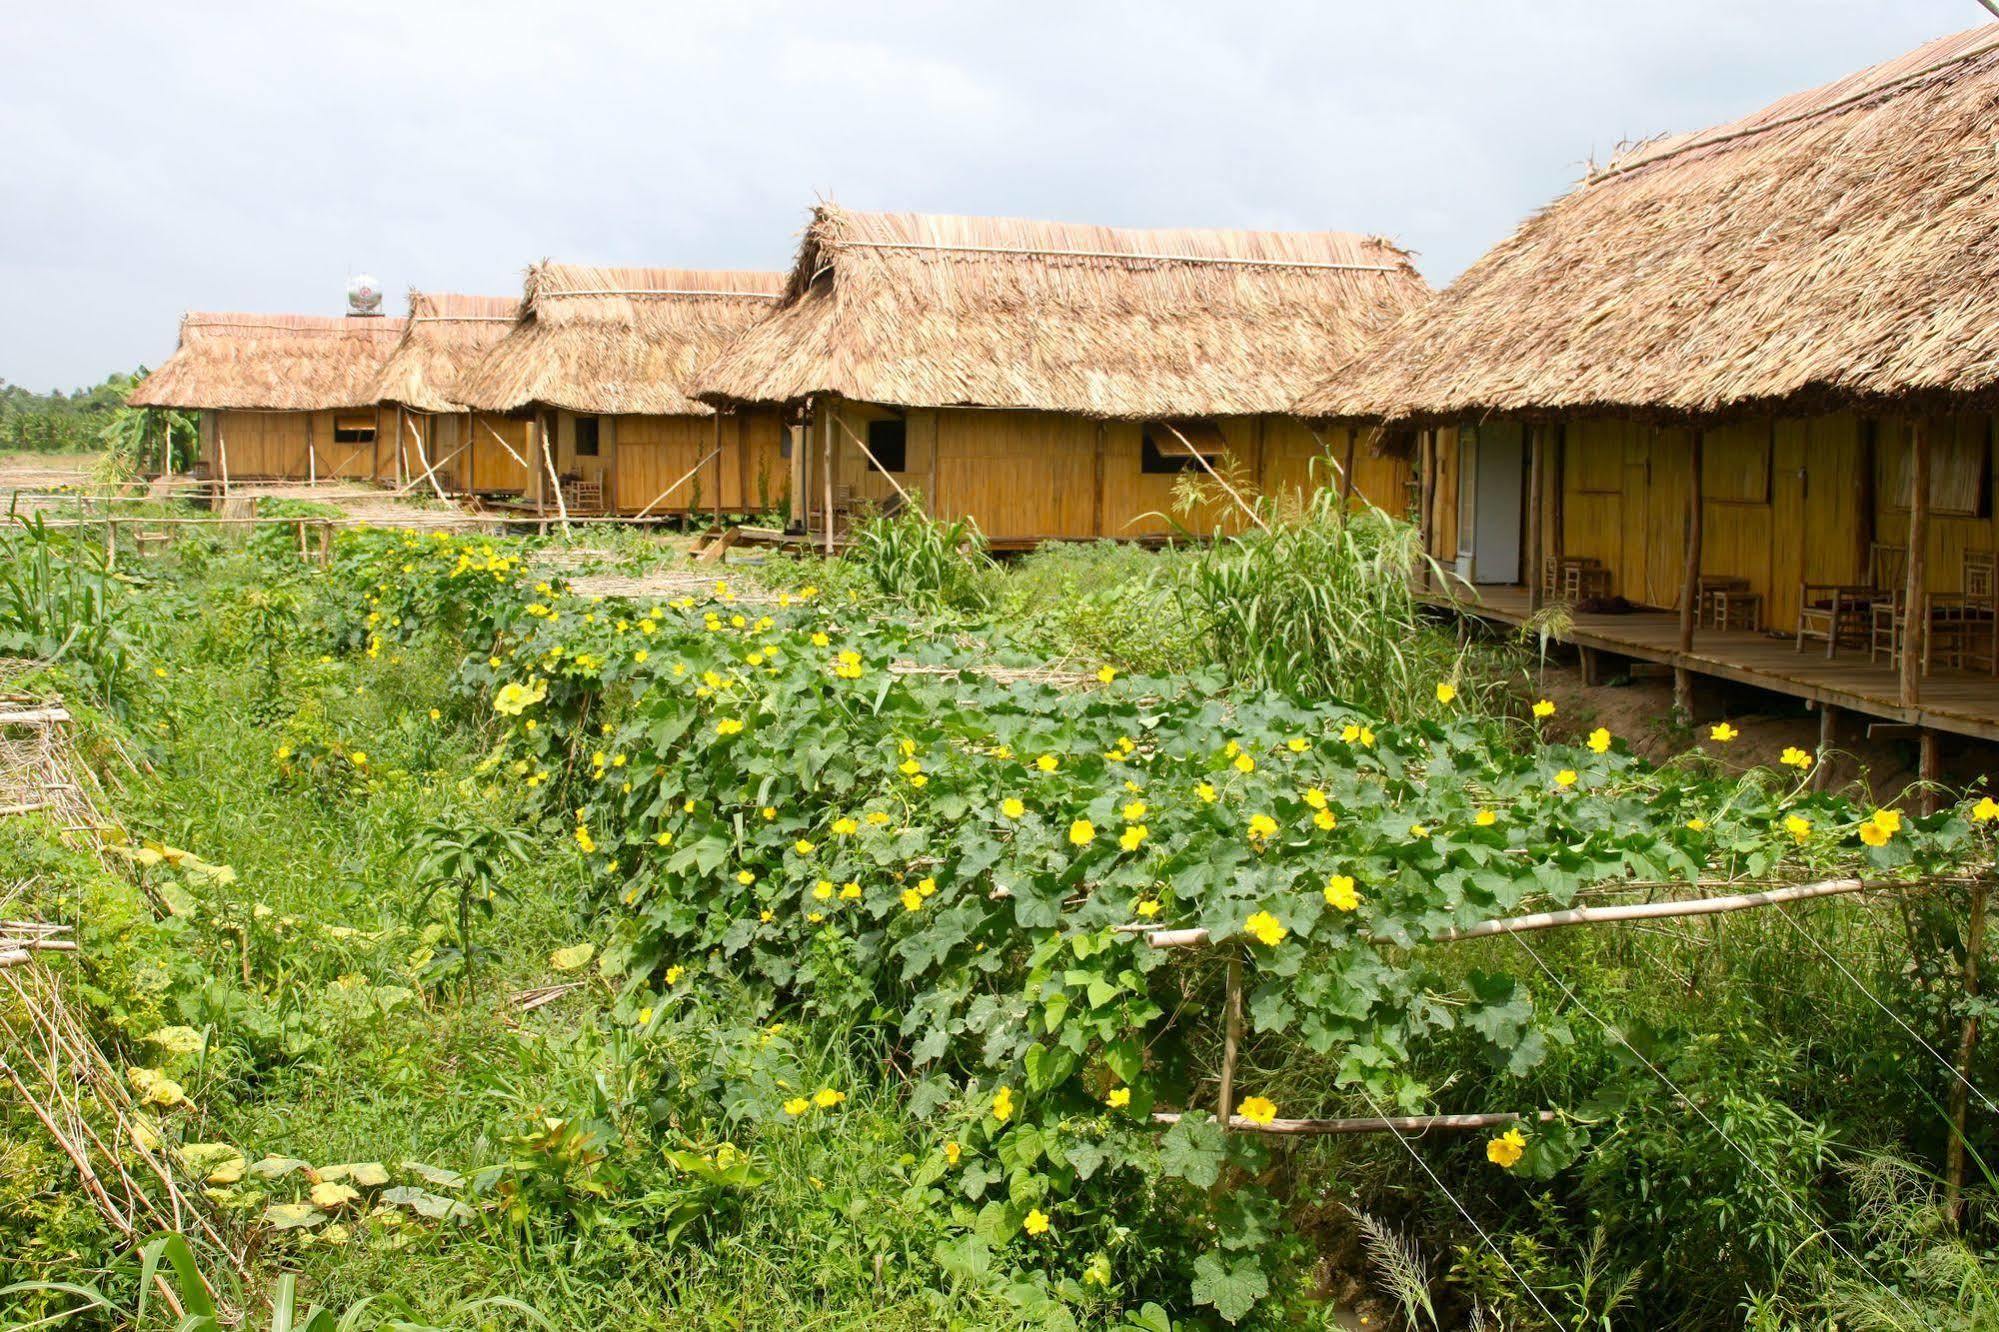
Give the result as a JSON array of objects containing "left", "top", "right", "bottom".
[
  {"left": 1946, "top": 550, "right": 1998, "bottom": 675},
  {"left": 1798, "top": 543, "right": 1901, "bottom": 659}
]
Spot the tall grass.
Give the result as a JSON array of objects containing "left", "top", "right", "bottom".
[
  {"left": 843, "top": 506, "right": 993, "bottom": 614},
  {"left": 1174, "top": 490, "right": 1462, "bottom": 717},
  {"left": 0, "top": 515, "right": 130, "bottom": 703}
]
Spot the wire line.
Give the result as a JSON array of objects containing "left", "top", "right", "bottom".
[
  {"left": 1353, "top": 1087, "right": 1566, "bottom": 1329},
  {"left": 1509, "top": 933, "right": 1929, "bottom": 1327}
]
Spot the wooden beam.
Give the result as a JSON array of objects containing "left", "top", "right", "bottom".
[
  {"left": 1903, "top": 418, "right": 1931, "bottom": 707},
  {"left": 1217, "top": 955, "right": 1243, "bottom": 1128},
  {"left": 822, "top": 402, "right": 836, "bottom": 555}
]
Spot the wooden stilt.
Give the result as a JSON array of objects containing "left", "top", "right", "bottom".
[
  {"left": 1920, "top": 729, "right": 1941, "bottom": 816},
  {"left": 1948, "top": 878, "right": 1988, "bottom": 1227},
  {"left": 822, "top": 403, "right": 836, "bottom": 556},
  {"left": 1526, "top": 425, "right": 1544, "bottom": 614},
  {"left": 1815, "top": 704, "right": 1840, "bottom": 791}
]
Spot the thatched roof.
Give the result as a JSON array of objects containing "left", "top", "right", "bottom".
[
  {"left": 696, "top": 207, "right": 1428, "bottom": 418},
  {"left": 1299, "top": 24, "right": 1999, "bottom": 425},
  {"left": 373, "top": 292, "right": 521, "bottom": 413},
  {"left": 127, "top": 313, "right": 406, "bottom": 411},
  {"left": 453, "top": 264, "right": 786, "bottom": 416}
]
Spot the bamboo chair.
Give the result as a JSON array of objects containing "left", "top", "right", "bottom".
[
  {"left": 1797, "top": 543, "right": 1901, "bottom": 659},
  {"left": 1948, "top": 550, "right": 1998, "bottom": 675}
]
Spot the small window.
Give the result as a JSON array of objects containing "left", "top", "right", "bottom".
[
  {"left": 865, "top": 419, "right": 907, "bottom": 473},
  {"left": 1142, "top": 425, "right": 1218, "bottom": 475},
  {"left": 332, "top": 414, "right": 375, "bottom": 445},
  {"left": 573, "top": 416, "right": 600, "bottom": 457}
]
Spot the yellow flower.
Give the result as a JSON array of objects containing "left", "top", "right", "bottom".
[
  {"left": 1324, "top": 875, "right": 1359, "bottom": 912},
  {"left": 1001, "top": 797, "right": 1026, "bottom": 819},
  {"left": 992, "top": 1087, "right": 1014, "bottom": 1122},
  {"left": 783, "top": 1097, "right": 810, "bottom": 1116},
  {"left": 1409, "top": 823, "right": 1431, "bottom": 839},
  {"left": 813, "top": 1088, "right": 846, "bottom": 1109},
  {"left": 1122, "top": 800, "right": 1148, "bottom": 822},
  {"left": 944, "top": 1141, "right": 962, "bottom": 1166},
  {"left": 1244, "top": 911, "right": 1288, "bottom": 947},
  {"left": 1975, "top": 796, "right": 1999, "bottom": 823},
  {"left": 1555, "top": 769, "right": 1578, "bottom": 789},
  {"left": 1781, "top": 746, "right": 1813, "bottom": 770},
  {"left": 1587, "top": 727, "right": 1611, "bottom": 755},
  {"left": 1196, "top": 782, "right": 1217, "bottom": 803},
  {"left": 1436, "top": 682, "right": 1457, "bottom": 704},
  {"left": 759, "top": 909, "right": 774, "bottom": 922},
  {"left": 665, "top": 965, "right": 685, "bottom": 984},
  {"left": 794, "top": 839, "right": 817, "bottom": 855},
  {"left": 1107, "top": 1087, "right": 1132, "bottom": 1108},
  {"left": 1097, "top": 666, "right": 1117, "bottom": 683},
  {"left": 1069, "top": 819, "right": 1096, "bottom": 847},
  {"left": 737, "top": 870, "right": 757, "bottom": 886},
  {"left": 1486, "top": 1127, "right": 1526, "bottom": 1168},
  {"left": 1237, "top": 1095, "right": 1278, "bottom": 1126},
  {"left": 1710, "top": 722, "right": 1739, "bottom": 743},
  {"left": 1135, "top": 897, "right": 1162, "bottom": 918},
  {"left": 832, "top": 817, "right": 859, "bottom": 836},
  {"left": 428, "top": 708, "right": 441, "bottom": 720},
  {"left": 1286, "top": 737, "right": 1309, "bottom": 753},
  {"left": 1475, "top": 809, "right": 1497, "bottom": 827},
  {"left": 1036, "top": 754, "right": 1060, "bottom": 772},
  {"left": 1686, "top": 817, "right": 1708, "bottom": 832},
  {"left": 1784, "top": 814, "right": 1812, "bottom": 842},
  {"left": 901, "top": 889, "right": 924, "bottom": 912},
  {"left": 656, "top": 831, "right": 674, "bottom": 847},
  {"left": 1233, "top": 752, "right": 1256, "bottom": 773},
  {"left": 1022, "top": 1208, "right": 1051, "bottom": 1237},
  {"left": 1341, "top": 723, "right": 1361, "bottom": 743},
  {"left": 348, "top": 751, "right": 368, "bottom": 768},
  {"left": 1871, "top": 808, "right": 1903, "bottom": 835},
  {"left": 1532, "top": 699, "right": 1556, "bottom": 719},
  {"left": 1247, "top": 813, "right": 1278, "bottom": 841},
  {"left": 1119, "top": 824, "right": 1149, "bottom": 852},
  {"left": 811, "top": 631, "right": 830, "bottom": 648},
  {"left": 864, "top": 811, "right": 891, "bottom": 826},
  {"left": 1859, "top": 821, "right": 1890, "bottom": 847},
  {"left": 813, "top": 880, "right": 835, "bottom": 900},
  {"left": 1302, "top": 788, "right": 1328, "bottom": 810},
  {"left": 918, "top": 877, "right": 938, "bottom": 897},
  {"left": 493, "top": 677, "right": 548, "bottom": 716},
  {"left": 1358, "top": 726, "right": 1375, "bottom": 748},
  {"left": 1313, "top": 809, "right": 1338, "bottom": 831},
  {"left": 716, "top": 718, "right": 744, "bottom": 736},
  {"left": 840, "top": 881, "right": 861, "bottom": 900}
]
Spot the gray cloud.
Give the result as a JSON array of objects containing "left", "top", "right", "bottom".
[{"left": 0, "top": 0, "right": 1978, "bottom": 390}]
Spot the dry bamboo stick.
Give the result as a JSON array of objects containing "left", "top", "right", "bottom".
[
  {"left": 832, "top": 414, "right": 918, "bottom": 512},
  {"left": 1152, "top": 1108, "right": 1559, "bottom": 1136},
  {"left": 402, "top": 414, "right": 454, "bottom": 502},
  {"left": 1159, "top": 423, "right": 1268, "bottom": 533},
  {"left": 478, "top": 416, "right": 531, "bottom": 470},
  {"left": 1128, "top": 877, "right": 1928, "bottom": 950}
]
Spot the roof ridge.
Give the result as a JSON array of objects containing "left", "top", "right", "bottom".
[{"left": 827, "top": 237, "right": 1407, "bottom": 274}]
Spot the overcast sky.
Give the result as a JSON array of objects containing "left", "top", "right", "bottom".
[{"left": 1, "top": 0, "right": 1984, "bottom": 391}]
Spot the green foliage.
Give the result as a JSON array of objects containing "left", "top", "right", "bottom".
[
  {"left": 845, "top": 506, "right": 994, "bottom": 614},
  {"left": 0, "top": 515, "right": 132, "bottom": 704},
  {"left": 0, "top": 369, "right": 148, "bottom": 454},
  {"left": 411, "top": 812, "right": 534, "bottom": 990}
]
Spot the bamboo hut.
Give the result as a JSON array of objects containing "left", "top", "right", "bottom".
[
  {"left": 126, "top": 312, "right": 406, "bottom": 484},
  {"left": 696, "top": 207, "right": 1430, "bottom": 548},
  {"left": 1300, "top": 23, "right": 1999, "bottom": 744},
  {"left": 371, "top": 292, "right": 525, "bottom": 496},
  {"left": 452, "top": 264, "right": 790, "bottom": 517}
]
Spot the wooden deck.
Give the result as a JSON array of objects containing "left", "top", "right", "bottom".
[{"left": 1425, "top": 583, "right": 1999, "bottom": 744}]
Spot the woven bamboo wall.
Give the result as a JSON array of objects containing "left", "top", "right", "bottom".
[
  {"left": 468, "top": 414, "right": 532, "bottom": 494},
  {"left": 612, "top": 410, "right": 787, "bottom": 515},
  {"left": 205, "top": 409, "right": 386, "bottom": 480}
]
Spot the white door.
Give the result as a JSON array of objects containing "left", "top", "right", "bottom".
[{"left": 1465, "top": 422, "right": 1525, "bottom": 584}]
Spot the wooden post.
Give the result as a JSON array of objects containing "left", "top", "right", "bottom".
[
  {"left": 1675, "top": 429, "right": 1705, "bottom": 718},
  {"left": 1416, "top": 430, "right": 1435, "bottom": 590},
  {"left": 712, "top": 412, "right": 725, "bottom": 527},
  {"left": 1814, "top": 704, "right": 1840, "bottom": 791},
  {"left": 1527, "top": 425, "right": 1545, "bottom": 613},
  {"left": 1920, "top": 729, "right": 1941, "bottom": 817},
  {"left": 1903, "top": 419, "right": 1931, "bottom": 708},
  {"left": 1340, "top": 426, "right": 1357, "bottom": 510},
  {"left": 216, "top": 418, "right": 231, "bottom": 497},
  {"left": 1092, "top": 421, "right": 1106, "bottom": 538},
  {"left": 306, "top": 412, "right": 317, "bottom": 485},
  {"left": 1947, "top": 878, "right": 1989, "bottom": 1227},
  {"left": 822, "top": 403, "right": 836, "bottom": 556},
  {"left": 789, "top": 421, "right": 808, "bottom": 531},
  {"left": 1217, "top": 954, "right": 1243, "bottom": 1128}
]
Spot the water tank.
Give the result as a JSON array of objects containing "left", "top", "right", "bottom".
[{"left": 346, "top": 273, "right": 383, "bottom": 316}]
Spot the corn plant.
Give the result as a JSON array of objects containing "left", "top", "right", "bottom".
[
  {"left": 843, "top": 505, "right": 993, "bottom": 614},
  {"left": 0, "top": 515, "right": 130, "bottom": 704}
]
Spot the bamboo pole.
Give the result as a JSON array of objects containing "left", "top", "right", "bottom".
[
  {"left": 1217, "top": 954, "right": 1243, "bottom": 1128},
  {"left": 1903, "top": 419, "right": 1931, "bottom": 708},
  {"left": 822, "top": 403, "right": 836, "bottom": 555},
  {"left": 1153, "top": 1108, "right": 1560, "bottom": 1136},
  {"left": 1526, "top": 425, "right": 1544, "bottom": 613},
  {"left": 1948, "top": 879, "right": 1989, "bottom": 1226},
  {"left": 1158, "top": 423, "right": 1266, "bottom": 533},
  {"left": 477, "top": 416, "right": 531, "bottom": 471},
  {"left": 538, "top": 414, "right": 571, "bottom": 535},
  {"left": 1130, "top": 876, "right": 1931, "bottom": 950},
  {"left": 712, "top": 412, "right": 725, "bottom": 526},
  {"left": 402, "top": 413, "right": 453, "bottom": 502},
  {"left": 789, "top": 422, "right": 807, "bottom": 530}
]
